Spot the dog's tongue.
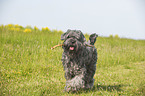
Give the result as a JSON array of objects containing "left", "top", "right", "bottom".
[{"left": 69, "top": 47, "right": 74, "bottom": 50}]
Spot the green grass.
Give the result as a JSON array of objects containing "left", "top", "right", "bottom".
[{"left": 0, "top": 24, "right": 145, "bottom": 96}]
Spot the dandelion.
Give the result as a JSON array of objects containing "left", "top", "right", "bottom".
[
  {"left": 15, "top": 24, "right": 19, "bottom": 28},
  {"left": 7, "top": 24, "right": 14, "bottom": 28},
  {"left": 8, "top": 27, "right": 20, "bottom": 32},
  {"left": 15, "top": 28, "right": 20, "bottom": 31},
  {"left": 9, "top": 28, "right": 15, "bottom": 31},
  {"left": 17, "top": 72, "right": 21, "bottom": 74},
  {"left": 42, "top": 27, "right": 51, "bottom": 32},
  {"left": 23, "top": 28, "right": 32, "bottom": 33}
]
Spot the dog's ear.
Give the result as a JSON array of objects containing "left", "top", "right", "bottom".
[
  {"left": 80, "top": 33, "right": 86, "bottom": 43},
  {"left": 61, "top": 33, "right": 67, "bottom": 40},
  {"left": 89, "top": 33, "right": 98, "bottom": 45},
  {"left": 76, "top": 30, "right": 86, "bottom": 43},
  {"left": 61, "top": 29, "right": 71, "bottom": 40}
]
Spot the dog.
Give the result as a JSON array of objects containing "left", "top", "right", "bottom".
[{"left": 61, "top": 29, "right": 98, "bottom": 92}]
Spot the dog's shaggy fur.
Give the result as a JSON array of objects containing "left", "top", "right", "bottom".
[{"left": 61, "top": 29, "right": 98, "bottom": 92}]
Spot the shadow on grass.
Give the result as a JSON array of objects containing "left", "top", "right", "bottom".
[
  {"left": 40, "top": 84, "right": 125, "bottom": 95},
  {"left": 95, "top": 84, "right": 123, "bottom": 92},
  {"left": 72, "top": 84, "right": 124, "bottom": 94}
]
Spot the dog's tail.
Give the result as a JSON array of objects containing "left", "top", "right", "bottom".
[{"left": 88, "top": 33, "right": 98, "bottom": 45}]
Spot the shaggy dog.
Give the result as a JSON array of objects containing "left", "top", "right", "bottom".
[{"left": 61, "top": 29, "right": 98, "bottom": 92}]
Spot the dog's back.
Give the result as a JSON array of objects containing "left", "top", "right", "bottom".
[{"left": 84, "top": 40, "right": 97, "bottom": 89}]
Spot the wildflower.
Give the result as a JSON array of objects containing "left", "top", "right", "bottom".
[
  {"left": 8, "top": 28, "right": 20, "bottom": 31},
  {"left": 17, "top": 72, "right": 21, "bottom": 74},
  {"left": 15, "top": 24, "right": 19, "bottom": 28},
  {"left": 9, "top": 28, "right": 15, "bottom": 31},
  {"left": 15, "top": 28, "right": 20, "bottom": 31},
  {"left": 8, "top": 24, "right": 13, "bottom": 28},
  {"left": 42, "top": 27, "right": 51, "bottom": 32},
  {"left": 23, "top": 28, "right": 32, "bottom": 33}
]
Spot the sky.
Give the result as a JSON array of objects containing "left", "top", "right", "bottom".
[{"left": 0, "top": 0, "right": 145, "bottom": 40}]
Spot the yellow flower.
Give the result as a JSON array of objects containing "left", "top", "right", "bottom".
[
  {"left": 23, "top": 28, "right": 32, "bottom": 33},
  {"left": 15, "top": 24, "right": 19, "bottom": 28},
  {"left": 9, "top": 28, "right": 15, "bottom": 31},
  {"left": 8, "top": 27, "right": 20, "bottom": 31},
  {"left": 15, "top": 28, "right": 20, "bottom": 31},
  {"left": 5, "top": 24, "right": 23, "bottom": 30},
  {"left": 42, "top": 27, "right": 50, "bottom": 32},
  {"left": 17, "top": 72, "right": 21, "bottom": 74},
  {"left": 7, "top": 24, "right": 13, "bottom": 28}
]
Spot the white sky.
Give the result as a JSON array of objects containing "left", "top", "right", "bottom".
[{"left": 0, "top": 0, "right": 145, "bottom": 39}]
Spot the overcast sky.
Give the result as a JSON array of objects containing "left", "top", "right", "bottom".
[{"left": 0, "top": 0, "right": 145, "bottom": 39}]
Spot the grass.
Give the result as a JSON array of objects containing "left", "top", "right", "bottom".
[{"left": 0, "top": 24, "right": 145, "bottom": 96}]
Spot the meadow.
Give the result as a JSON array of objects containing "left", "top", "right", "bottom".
[{"left": 0, "top": 24, "right": 145, "bottom": 96}]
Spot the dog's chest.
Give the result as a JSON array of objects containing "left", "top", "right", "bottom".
[
  {"left": 67, "top": 59, "right": 84, "bottom": 75},
  {"left": 70, "top": 60, "right": 79, "bottom": 69}
]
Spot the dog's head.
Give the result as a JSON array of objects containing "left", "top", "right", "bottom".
[{"left": 61, "top": 29, "right": 86, "bottom": 54}]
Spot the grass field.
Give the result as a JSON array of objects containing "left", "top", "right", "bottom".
[{"left": 0, "top": 24, "right": 145, "bottom": 96}]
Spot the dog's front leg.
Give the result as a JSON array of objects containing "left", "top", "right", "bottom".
[
  {"left": 65, "top": 67, "right": 86, "bottom": 92},
  {"left": 64, "top": 69, "right": 72, "bottom": 80}
]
